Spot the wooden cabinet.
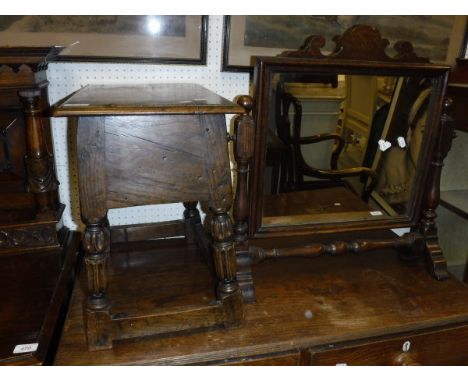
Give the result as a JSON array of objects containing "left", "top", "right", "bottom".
[
  {"left": 0, "top": 47, "right": 63, "bottom": 254},
  {"left": 54, "top": 243, "right": 468, "bottom": 365},
  {"left": 0, "top": 47, "right": 80, "bottom": 365},
  {"left": 308, "top": 325, "right": 468, "bottom": 366}
]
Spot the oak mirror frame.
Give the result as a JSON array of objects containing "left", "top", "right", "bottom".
[{"left": 249, "top": 43, "right": 451, "bottom": 239}]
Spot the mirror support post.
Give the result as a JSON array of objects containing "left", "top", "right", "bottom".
[{"left": 419, "top": 97, "right": 455, "bottom": 280}]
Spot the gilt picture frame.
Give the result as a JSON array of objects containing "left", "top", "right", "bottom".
[{"left": 0, "top": 15, "right": 208, "bottom": 65}]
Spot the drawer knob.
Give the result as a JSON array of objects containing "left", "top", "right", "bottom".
[{"left": 402, "top": 341, "right": 411, "bottom": 352}]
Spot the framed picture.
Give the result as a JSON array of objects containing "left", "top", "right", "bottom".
[
  {"left": 0, "top": 15, "right": 208, "bottom": 64},
  {"left": 222, "top": 15, "right": 467, "bottom": 72}
]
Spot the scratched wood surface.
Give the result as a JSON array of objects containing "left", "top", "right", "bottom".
[
  {"left": 55, "top": 235, "right": 468, "bottom": 365},
  {"left": 52, "top": 83, "right": 244, "bottom": 116},
  {"left": 105, "top": 115, "right": 214, "bottom": 208}
]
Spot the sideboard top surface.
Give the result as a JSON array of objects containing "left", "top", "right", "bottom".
[
  {"left": 52, "top": 83, "right": 244, "bottom": 116},
  {"left": 54, "top": 234, "right": 468, "bottom": 365}
]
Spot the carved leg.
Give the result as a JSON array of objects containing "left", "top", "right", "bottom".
[
  {"left": 210, "top": 207, "right": 244, "bottom": 327},
  {"left": 19, "top": 89, "right": 59, "bottom": 216},
  {"left": 76, "top": 116, "right": 113, "bottom": 350},
  {"left": 183, "top": 201, "right": 200, "bottom": 245},
  {"left": 83, "top": 219, "right": 112, "bottom": 350},
  {"left": 201, "top": 112, "right": 244, "bottom": 325}
]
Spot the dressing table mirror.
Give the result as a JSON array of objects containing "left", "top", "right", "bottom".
[{"left": 232, "top": 25, "right": 455, "bottom": 302}]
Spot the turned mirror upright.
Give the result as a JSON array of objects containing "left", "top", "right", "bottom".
[{"left": 232, "top": 25, "right": 455, "bottom": 303}]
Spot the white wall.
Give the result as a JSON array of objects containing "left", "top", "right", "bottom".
[{"left": 47, "top": 15, "right": 249, "bottom": 230}]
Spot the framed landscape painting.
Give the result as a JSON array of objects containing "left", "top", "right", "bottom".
[
  {"left": 222, "top": 15, "right": 467, "bottom": 72},
  {"left": 0, "top": 15, "right": 208, "bottom": 64}
]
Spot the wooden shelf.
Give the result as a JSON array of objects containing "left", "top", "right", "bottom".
[{"left": 440, "top": 190, "right": 468, "bottom": 220}]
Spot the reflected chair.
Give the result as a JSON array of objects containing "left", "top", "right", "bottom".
[{"left": 275, "top": 83, "right": 377, "bottom": 201}]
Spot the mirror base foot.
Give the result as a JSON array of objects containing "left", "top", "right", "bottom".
[{"left": 425, "top": 242, "right": 449, "bottom": 281}]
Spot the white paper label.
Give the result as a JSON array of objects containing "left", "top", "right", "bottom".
[
  {"left": 397, "top": 136, "right": 407, "bottom": 148},
  {"left": 378, "top": 139, "right": 392, "bottom": 151},
  {"left": 13, "top": 343, "right": 38, "bottom": 354},
  {"left": 370, "top": 211, "right": 384, "bottom": 216}
]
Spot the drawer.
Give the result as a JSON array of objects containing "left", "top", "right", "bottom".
[{"left": 307, "top": 325, "right": 468, "bottom": 365}]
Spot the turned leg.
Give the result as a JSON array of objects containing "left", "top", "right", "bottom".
[
  {"left": 419, "top": 98, "right": 455, "bottom": 280},
  {"left": 76, "top": 116, "right": 113, "bottom": 350},
  {"left": 231, "top": 95, "right": 256, "bottom": 302},
  {"left": 19, "top": 89, "right": 59, "bottom": 216},
  {"left": 200, "top": 112, "right": 244, "bottom": 326},
  {"left": 183, "top": 201, "right": 200, "bottom": 245},
  {"left": 82, "top": 218, "right": 112, "bottom": 350},
  {"left": 210, "top": 207, "right": 244, "bottom": 326}
]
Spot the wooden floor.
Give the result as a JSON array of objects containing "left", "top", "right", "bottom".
[{"left": 54, "top": 234, "right": 468, "bottom": 365}]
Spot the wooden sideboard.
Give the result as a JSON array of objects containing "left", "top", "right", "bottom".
[{"left": 54, "top": 231, "right": 468, "bottom": 365}]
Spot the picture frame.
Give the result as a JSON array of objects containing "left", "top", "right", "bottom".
[
  {"left": 222, "top": 15, "right": 467, "bottom": 72},
  {"left": 0, "top": 15, "right": 208, "bottom": 65}
]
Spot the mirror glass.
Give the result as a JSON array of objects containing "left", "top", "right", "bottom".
[{"left": 262, "top": 72, "right": 433, "bottom": 227}]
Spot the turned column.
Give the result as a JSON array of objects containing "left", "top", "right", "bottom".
[
  {"left": 19, "top": 88, "right": 59, "bottom": 215},
  {"left": 183, "top": 201, "right": 201, "bottom": 244},
  {"left": 232, "top": 95, "right": 255, "bottom": 243},
  {"left": 210, "top": 205, "right": 243, "bottom": 326},
  {"left": 231, "top": 95, "right": 256, "bottom": 303},
  {"left": 419, "top": 98, "right": 455, "bottom": 280},
  {"left": 77, "top": 116, "right": 112, "bottom": 350},
  {"left": 201, "top": 113, "right": 244, "bottom": 326}
]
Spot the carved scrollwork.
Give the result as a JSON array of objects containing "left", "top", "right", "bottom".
[
  {"left": 0, "top": 225, "right": 56, "bottom": 248},
  {"left": 0, "top": 63, "right": 46, "bottom": 76},
  {"left": 279, "top": 24, "right": 429, "bottom": 63}
]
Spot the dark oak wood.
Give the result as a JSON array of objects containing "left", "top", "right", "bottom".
[
  {"left": 308, "top": 325, "right": 468, "bottom": 365},
  {"left": 232, "top": 96, "right": 254, "bottom": 244},
  {"left": 0, "top": 229, "right": 81, "bottom": 365},
  {"left": 52, "top": 83, "right": 244, "bottom": 117},
  {"left": 0, "top": 46, "right": 64, "bottom": 255},
  {"left": 0, "top": 47, "right": 81, "bottom": 365},
  {"left": 279, "top": 24, "right": 429, "bottom": 63},
  {"left": 232, "top": 24, "right": 454, "bottom": 302},
  {"left": 54, "top": 237, "right": 468, "bottom": 365},
  {"left": 417, "top": 98, "right": 455, "bottom": 280},
  {"left": 53, "top": 84, "right": 250, "bottom": 351}
]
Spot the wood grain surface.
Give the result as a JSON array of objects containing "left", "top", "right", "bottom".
[
  {"left": 55, "top": 235, "right": 468, "bottom": 365},
  {"left": 52, "top": 83, "right": 244, "bottom": 116}
]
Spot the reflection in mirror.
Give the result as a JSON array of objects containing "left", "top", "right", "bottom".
[{"left": 262, "top": 73, "right": 432, "bottom": 226}]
